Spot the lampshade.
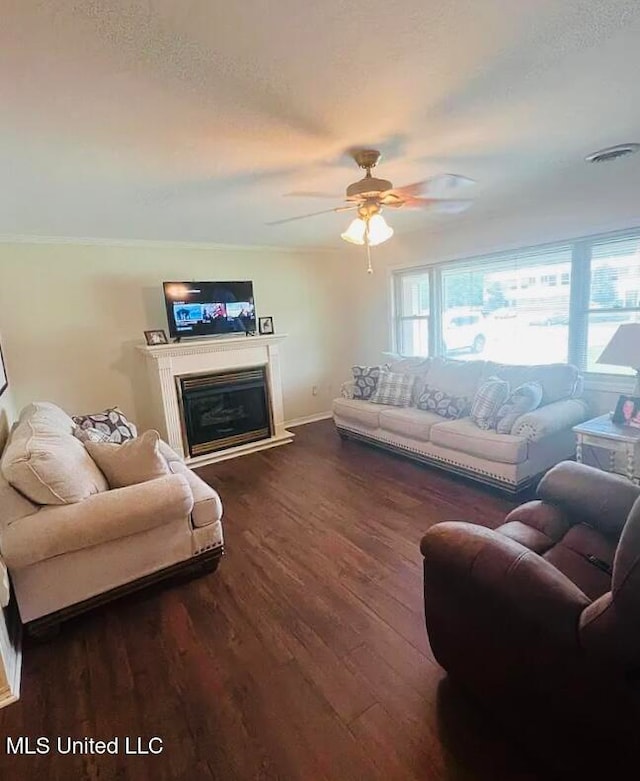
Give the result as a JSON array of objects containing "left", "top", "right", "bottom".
[
  {"left": 597, "top": 322, "right": 640, "bottom": 394},
  {"left": 340, "top": 214, "right": 394, "bottom": 247},
  {"left": 366, "top": 214, "right": 394, "bottom": 246},
  {"left": 340, "top": 217, "right": 366, "bottom": 245}
]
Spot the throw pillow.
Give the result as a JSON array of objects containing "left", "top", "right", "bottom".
[
  {"left": 73, "top": 426, "right": 113, "bottom": 444},
  {"left": 370, "top": 371, "right": 416, "bottom": 407},
  {"left": 85, "top": 430, "right": 169, "bottom": 489},
  {"left": 416, "top": 385, "right": 469, "bottom": 419},
  {"left": 495, "top": 381, "right": 543, "bottom": 434},
  {"left": 351, "top": 365, "right": 384, "bottom": 400},
  {"left": 72, "top": 407, "right": 137, "bottom": 444},
  {"left": 470, "top": 376, "right": 510, "bottom": 431}
]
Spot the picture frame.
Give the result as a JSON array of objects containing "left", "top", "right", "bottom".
[
  {"left": 258, "top": 316, "right": 274, "bottom": 335},
  {"left": 144, "top": 329, "right": 169, "bottom": 346},
  {"left": 612, "top": 394, "right": 640, "bottom": 428},
  {"left": 0, "top": 340, "right": 7, "bottom": 398}
]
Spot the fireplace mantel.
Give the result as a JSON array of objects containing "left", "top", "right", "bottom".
[{"left": 137, "top": 334, "right": 294, "bottom": 466}]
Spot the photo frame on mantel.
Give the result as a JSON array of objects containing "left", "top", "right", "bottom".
[
  {"left": 258, "top": 316, "right": 274, "bottom": 335},
  {"left": 0, "top": 339, "right": 8, "bottom": 398}
]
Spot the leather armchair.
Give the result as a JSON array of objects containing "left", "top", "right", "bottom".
[{"left": 421, "top": 461, "right": 640, "bottom": 769}]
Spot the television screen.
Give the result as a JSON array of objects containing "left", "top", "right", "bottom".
[{"left": 163, "top": 281, "right": 256, "bottom": 338}]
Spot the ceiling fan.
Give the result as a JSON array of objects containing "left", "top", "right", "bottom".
[{"left": 267, "top": 149, "right": 475, "bottom": 272}]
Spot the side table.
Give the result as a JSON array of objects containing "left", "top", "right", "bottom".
[{"left": 573, "top": 414, "right": 640, "bottom": 485}]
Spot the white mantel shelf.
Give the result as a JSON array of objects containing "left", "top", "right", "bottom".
[
  {"left": 137, "top": 333, "right": 289, "bottom": 359},
  {"left": 138, "top": 334, "right": 294, "bottom": 467}
]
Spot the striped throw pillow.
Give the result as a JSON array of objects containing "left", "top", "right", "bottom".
[
  {"left": 470, "top": 377, "right": 510, "bottom": 430},
  {"left": 370, "top": 371, "right": 416, "bottom": 407}
]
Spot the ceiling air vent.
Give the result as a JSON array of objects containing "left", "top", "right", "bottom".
[{"left": 585, "top": 143, "right": 640, "bottom": 163}]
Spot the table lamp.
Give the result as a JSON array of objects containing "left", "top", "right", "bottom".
[{"left": 596, "top": 323, "right": 640, "bottom": 395}]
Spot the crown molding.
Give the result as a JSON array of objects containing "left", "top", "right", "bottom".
[{"left": 0, "top": 233, "right": 340, "bottom": 254}]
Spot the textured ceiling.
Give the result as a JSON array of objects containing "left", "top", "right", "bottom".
[{"left": 1, "top": 0, "right": 640, "bottom": 247}]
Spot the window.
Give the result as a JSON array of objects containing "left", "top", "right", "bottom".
[
  {"left": 440, "top": 248, "right": 571, "bottom": 363},
  {"left": 583, "top": 236, "right": 640, "bottom": 375},
  {"left": 393, "top": 228, "right": 640, "bottom": 380},
  {"left": 394, "top": 270, "right": 430, "bottom": 357}
]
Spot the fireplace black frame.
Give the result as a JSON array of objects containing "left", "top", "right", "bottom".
[{"left": 177, "top": 367, "right": 273, "bottom": 458}]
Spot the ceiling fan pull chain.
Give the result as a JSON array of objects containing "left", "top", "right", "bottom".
[{"left": 365, "top": 224, "right": 373, "bottom": 274}]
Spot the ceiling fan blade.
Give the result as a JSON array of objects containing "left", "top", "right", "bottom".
[
  {"left": 384, "top": 173, "right": 476, "bottom": 201},
  {"left": 405, "top": 197, "right": 474, "bottom": 213},
  {"left": 283, "top": 191, "right": 343, "bottom": 199},
  {"left": 266, "top": 204, "right": 357, "bottom": 226}
]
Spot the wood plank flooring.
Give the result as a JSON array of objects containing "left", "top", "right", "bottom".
[{"left": 0, "top": 421, "right": 548, "bottom": 780}]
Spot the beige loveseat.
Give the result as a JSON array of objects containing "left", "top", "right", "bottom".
[
  {"left": 0, "top": 402, "right": 224, "bottom": 635},
  {"left": 333, "top": 358, "right": 590, "bottom": 493}
]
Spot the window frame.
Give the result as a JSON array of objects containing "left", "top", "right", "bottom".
[{"left": 391, "top": 226, "right": 640, "bottom": 390}]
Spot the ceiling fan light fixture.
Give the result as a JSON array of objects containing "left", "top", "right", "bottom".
[
  {"left": 366, "top": 214, "right": 394, "bottom": 246},
  {"left": 341, "top": 217, "right": 367, "bottom": 245}
]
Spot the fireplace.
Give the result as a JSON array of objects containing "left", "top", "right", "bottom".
[
  {"left": 178, "top": 368, "right": 272, "bottom": 457},
  {"left": 139, "top": 334, "right": 293, "bottom": 465}
]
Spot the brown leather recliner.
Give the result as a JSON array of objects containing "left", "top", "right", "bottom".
[{"left": 421, "top": 461, "right": 640, "bottom": 771}]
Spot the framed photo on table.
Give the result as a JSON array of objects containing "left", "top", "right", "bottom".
[
  {"left": 0, "top": 340, "right": 7, "bottom": 398},
  {"left": 612, "top": 394, "right": 640, "bottom": 428}
]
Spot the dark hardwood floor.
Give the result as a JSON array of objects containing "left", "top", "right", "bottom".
[{"left": 0, "top": 420, "right": 548, "bottom": 781}]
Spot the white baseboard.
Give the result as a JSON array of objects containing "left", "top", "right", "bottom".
[{"left": 285, "top": 412, "right": 332, "bottom": 428}]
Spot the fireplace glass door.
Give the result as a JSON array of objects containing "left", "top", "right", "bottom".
[{"left": 179, "top": 368, "right": 271, "bottom": 457}]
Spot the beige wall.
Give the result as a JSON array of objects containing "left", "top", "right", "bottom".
[{"left": 0, "top": 241, "right": 351, "bottom": 428}]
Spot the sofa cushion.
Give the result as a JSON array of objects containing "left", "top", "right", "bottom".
[
  {"left": 483, "top": 362, "right": 579, "bottom": 405},
  {"left": 72, "top": 407, "right": 137, "bottom": 443},
  {"left": 370, "top": 371, "right": 416, "bottom": 407},
  {"left": 386, "top": 356, "right": 432, "bottom": 375},
  {"left": 422, "top": 358, "right": 486, "bottom": 400},
  {"left": 430, "top": 417, "right": 529, "bottom": 464},
  {"left": 332, "top": 397, "right": 381, "bottom": 429},
  {"left": 496, "top": 381, "right": 543, "bottom": 434},
  {"left": 378, "top": 407, "right": 444, "bottom": 442},
  {"left": 470, "top": 376, "right": 510, "bottom": 430},
  {"left": 86, "top": 430, "right": 170, "bottom": 489},
  {"left": 542, "top": 524, "right": 615, "bottom": 600},
  {"left": 416, "top": 385, "right": 469, "bottom": 420},
  {"left": 1, "top": 402, "right": 109, "bottom": 505},
  {"left": 351, "top": 365, "right": 384, "bottom": 401}
]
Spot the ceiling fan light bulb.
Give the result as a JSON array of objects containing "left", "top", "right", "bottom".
[
  {"left": 341, "top": 217, "right": 366, "bottom": 245},
  {"left": 367, "top": 214, "right": 394, "bottom": 246}
]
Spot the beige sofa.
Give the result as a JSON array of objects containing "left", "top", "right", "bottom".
[
  {"left": 0, "top": 402, "right": 224, "bottom": 635},
  {"left": 333, "top": 357, "right": 590, "bottom": 493}
]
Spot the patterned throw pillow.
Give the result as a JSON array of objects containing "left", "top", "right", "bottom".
[
  {"left": 416, "top": 385, "right": 469, "bottom": 419},
  {"left": 370, "top": 371, "right": 416, "bottom": 407},
  {"left": 351, "top": 365, "right": 384, "bottom": 400},
  {"left": 470, "top": 376, "right": 510, "bottom": 430},
  {"left": 72, "top": 407, "right": 137, "bottom": 444},
  {"left": 495, "top": 381, "right": 543, "bottom": 434},
  {"left": 73, "top": 426, "right": 113, "bottom": 444}
]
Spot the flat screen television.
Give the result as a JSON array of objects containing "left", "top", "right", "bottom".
[{"left": 163, "top": 281, "right": 256, "bottom": 339}]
